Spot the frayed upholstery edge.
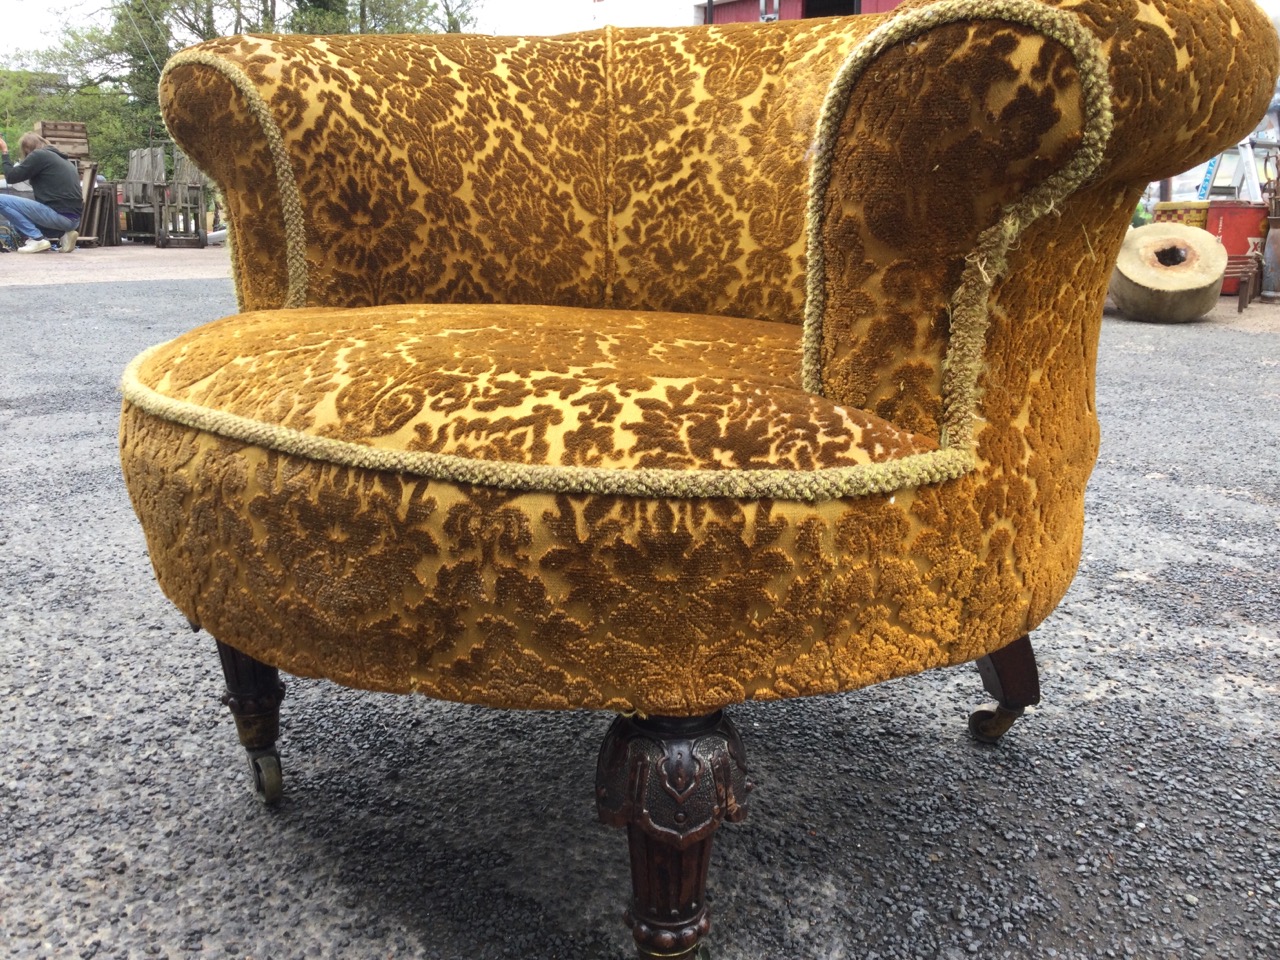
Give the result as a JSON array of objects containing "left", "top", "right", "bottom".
[{"left": 801, "top": 0, "right": 1115, "bottom": 455}]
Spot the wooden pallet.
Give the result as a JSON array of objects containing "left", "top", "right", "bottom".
[
  {"left": 76, "top": 173, "right": 122, "bottom": 248},
  {"left": 1226, "top": 254, "right": 1264, "bottom": 312},
  {"left": 119, "top": 144, "right": 207, "bottom": 247},
  {"left": 120, "top": 146, "right": 166, "bottom": 243},
  {"left": 36, "top": 120, "right": 93, "bottom": 172}
]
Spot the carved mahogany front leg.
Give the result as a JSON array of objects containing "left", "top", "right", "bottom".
[
  {"left": 215, "top": 639, "right": 286, "bottom": 804},
  {"left": 596, "top": 712, "right": 751, "bottom": 960},
  {"left": 970, "top": 633, "right": 1041, "bottom": 743}
]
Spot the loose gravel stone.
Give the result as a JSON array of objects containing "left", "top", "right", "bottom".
[{"left": 1, "top": 280, "right": 1277, "bottom": 959}]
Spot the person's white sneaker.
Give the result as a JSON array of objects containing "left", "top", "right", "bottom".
[
  {"left": 60, "top": 230, "right": 78, "bottom": 253},
  {"left": 17, "top": 237, "right": 51, "bottom": 253}
]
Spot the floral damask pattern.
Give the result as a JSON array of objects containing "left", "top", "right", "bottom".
[
  {"left": 162, "top": 17, "right": 884, "bottom": 319},
  {"left": 131, "top": 0, "right": 1279, "bottom": 714},
  {"left": 122, "top": 407, "right": 1006, "bottom": 713},
  {"left": 135, "top": 303, "right": 934, "bottom": 473},
  {"left": 816, "top": 21, "right": 1092, "bottom": 437},
  {"left": 610, "top": 19, "right": 872, "bottom": 322},
  {"left": 164, "top": 32, "right": 612, "bottom": 311}
]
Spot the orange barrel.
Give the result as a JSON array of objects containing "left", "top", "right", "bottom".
[{"left": 1206, "top": 200, "right": 1269, "bottom": 295}]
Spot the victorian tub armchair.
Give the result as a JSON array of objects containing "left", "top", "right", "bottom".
[{"left": 120, "top": 0, "right": 1276, "bottom": 955}]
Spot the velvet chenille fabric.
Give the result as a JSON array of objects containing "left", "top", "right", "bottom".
[{"left": 120, "top": 0, "right": 1277, "bottom": 715}]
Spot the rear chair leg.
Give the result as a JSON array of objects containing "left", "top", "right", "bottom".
[
  {"left": 970, "top": 633, "right": 1040, "bottom": 744},
  {"left": 596, "top": 712, "right": 751, "bottom": 960},
  {"left": 215, "top": 639, "right": 286, "bottom": 804}
]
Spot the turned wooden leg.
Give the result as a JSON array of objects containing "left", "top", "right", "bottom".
[
  {"left": 215, "top": 639, "right": 286, "bottom": 805},
  {"left": 596, "top": 712, "right": 751, "bottom": 960},
  {"left": 970, "top": 633, "right": 1041, "bottom": 743}
]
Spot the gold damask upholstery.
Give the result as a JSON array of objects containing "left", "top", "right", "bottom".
[
  {"left": 120, "top": 0, "right": 1275, "bottom": 952},
  {"left": 122, "top": 0, "right": 1275, "bottom": 718}
]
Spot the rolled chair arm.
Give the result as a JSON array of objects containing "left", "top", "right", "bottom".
[
  {"left": 803, "top": 0, "right": 1276, "bottom": 628},
  {"left": 807, "top": 0, "right": 1277, "bottom": 431},
  {"left": 160, "top": 32, "right": 611, "bottom": 312}
]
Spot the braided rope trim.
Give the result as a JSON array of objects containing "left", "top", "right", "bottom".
[
  {"left": 129, "top": 5, "right": 1111, "bottom": 504},
  {"left": 121, "top": 345, "right": 971, "bottom": 503},
  {"left": 161, "top": 48, "right": 310, "bottom": 309},
  {"left": 801, "top": 0, "right": 1116, "bottom": 461}
]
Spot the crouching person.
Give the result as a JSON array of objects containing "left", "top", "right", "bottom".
[{"left": 0, "top": 133, "right": 82, "bottom": 253}]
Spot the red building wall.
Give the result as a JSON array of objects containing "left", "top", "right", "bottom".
[
  {"left": 700, "top": 0, "right": 902, "bottom": 22},
  {"left": 701, "top": 1, "right": 778, "bottom": 22}
]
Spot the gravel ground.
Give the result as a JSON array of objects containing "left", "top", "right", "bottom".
[{"left": 0, "top": 274, "right": 1276, "bottom": 960}]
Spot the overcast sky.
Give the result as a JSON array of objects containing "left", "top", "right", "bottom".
[
  {"left": 3, "top": 0, "right": 1279, "bottom": 59},
  {"left": 0, "top": 0, "right": 700, "bottom": 58}
]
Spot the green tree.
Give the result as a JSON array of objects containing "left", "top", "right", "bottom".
[
  {"left": 0, "top": 0, "right": 481, "bottom": 176},
  {"left": 0, "top": 69, "right": 57, "bottom": 148},
  {"left": 305, "top": 0, "right": 480, "bottom": 35},
  {"left": 291, "top": 0, "right": 350, "bottom": 34},
  {"left": 0, "top": 63, "right": 151, "bottom": 179},
  {"left": 425, "top": 0, "right": 474, "bottom": 33}
]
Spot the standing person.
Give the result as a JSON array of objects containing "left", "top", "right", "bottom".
[{"left": 0, "top": 133, "right": 82, "bottom": 253}]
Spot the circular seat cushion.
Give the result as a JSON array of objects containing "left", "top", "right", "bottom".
[{"left": 120, "top": 302, "right": 1020, "bottom": 716}]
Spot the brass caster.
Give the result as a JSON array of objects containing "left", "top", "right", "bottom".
[
  {"left": 968, "top": 704, "right": 1025, "bottom": 744},
  {"left": 247, "top": 747, "right": 283, "bottom": 805}
]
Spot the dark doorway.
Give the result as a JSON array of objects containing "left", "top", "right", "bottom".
[{"left": 804, "top": 0, "right": 861, "bottom": 16}]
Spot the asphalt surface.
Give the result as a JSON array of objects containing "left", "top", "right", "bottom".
[{"left": 0, "top": 256, "right": 1277, "bottom": 960}]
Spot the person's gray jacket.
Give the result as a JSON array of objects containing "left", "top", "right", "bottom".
[{"left": 2, "top": 147, "right": 83, "bottom": 218}]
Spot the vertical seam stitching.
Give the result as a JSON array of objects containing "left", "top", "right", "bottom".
[{"left": 604, "top": 24, "right": 617, "bottom": 309}]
